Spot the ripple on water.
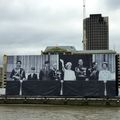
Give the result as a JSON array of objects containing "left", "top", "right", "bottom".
[{"left": 0, "top": 105, "right": 120, "bottom": 120}]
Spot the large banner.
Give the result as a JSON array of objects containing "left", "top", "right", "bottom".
[
  {"left": 59, "top": 54, "right": 116, "bottom": 97},
  {"left": 5, "top": 54, "right": 117, "bottom": 97}
]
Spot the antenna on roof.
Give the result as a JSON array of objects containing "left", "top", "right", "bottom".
[
  {"left": 82, "top": 0, "right": 86, "bottom": 50},
  {"left": 83, "top": 0, "right": 86, "bottom": 19}
]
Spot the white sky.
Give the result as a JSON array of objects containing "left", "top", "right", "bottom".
[{"left": 0, "top": 0, "right": 120, "bottom": 63}]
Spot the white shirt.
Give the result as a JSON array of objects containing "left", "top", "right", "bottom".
[
  {"left": 64, "top": 69, "right": 76, "bottom": 81},
  {"left": 99, "top": 70, "right": 111, "bottom": 83}
]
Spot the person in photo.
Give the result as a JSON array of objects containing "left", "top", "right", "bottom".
[
  {"left": 49, "top": 63, "right": 61, "bottom": 81},
  {"left": 39, "top": 61, "right": 50, "bottom": 80},
  {"left": 27, "top": 67, "right": 38, "bottom": 80},
  {"left": 10, "top": 60, "right": 26, "bottom": 81},
  {"left": 88, "top": 62, "right": 99, "bottom": 81},
  {"left": 99, "top": 62, "right": 111, "bottom": 82},
  {"left": 75, "top": 59, "right": 87, "bottom": 81},
  {"left": 60, "top": 59, "right": 76, "bottom": 81},
  {"left": 99, "top": 62, "right": 112, "bottom": 96}
]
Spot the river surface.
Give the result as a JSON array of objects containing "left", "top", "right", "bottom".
[{"left": 0, "top": 104, "right": 120, "bottom": 120}]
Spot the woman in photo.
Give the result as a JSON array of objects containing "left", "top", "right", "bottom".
[
  {"left": 60, "top": 59, "right": 76, "bottom": 81},
  {"left": 99, "top": 62, "right": 111, "bottom": 96},
  {"left": 99, "top": 62, "right": 111, "bottom": 83}
]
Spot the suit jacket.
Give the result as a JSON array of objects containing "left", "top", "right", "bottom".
[
  {"left": 27, "top": 73, "right": 38, "bottom": 80},
  {"left": 88, "top": 68, "right": 99, "bottom": 81},
  {"left": 10, "top": 68, "right": 26, "bottom": 80},
  {"left": 49, "top": 69, "right": 61, "bottom": 80},
  {"left": 39, "top": 69, "right": 50, "bottom": 80}
]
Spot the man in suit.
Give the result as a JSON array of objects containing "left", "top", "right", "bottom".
[
  {"left": 88, "top": 62, "right": 99, "bottom": 81},
  {"left": 10, "top": 60, "right": 26, "bottom": 81},
  {"left": 39, "top": 61, "right": 50, "bottom": 80},
  {"left": 49, "top": 63, "right": 61, "bottom": 81},
  {"left": 75, "top": 59, "right": 87, "bottom": 81},
  {"left": 27, "top": 67, "right": 38, "bottom": 80}
]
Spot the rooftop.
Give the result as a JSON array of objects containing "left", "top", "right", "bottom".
[
  {"left": 75, "top": 50, "right": 116, "bottom": 54},
  {"left": 43, "top": 46, "right": 116, "bottom": 54},
  {"left": 44, "top": 46, "right": 76, "bottom": 53}
]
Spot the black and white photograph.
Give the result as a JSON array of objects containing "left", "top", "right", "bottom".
[
  {"left": 0, "top": 0, "right": 120, "bottom": 119},
  {"left": 7, "top": 55, "right": 59, "bottom": 81},
  {"left": 5, "top": 53, "right": 117, "bottom": 97},
  {"left": 59, "top": 54, "right": 115, "bottom": 82},
  {"left": 59, "top": 54, "right": 116, "bottom": 96},
  {"left": 59, "top": 54, "right": 92, "bottom": 81},
  {"left": 6, "top": 55, "right": 61, "bottom": 96}
]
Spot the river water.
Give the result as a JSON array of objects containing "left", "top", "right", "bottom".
[{"left": 0, "top": 105, "right": 120, "bottom": 120}]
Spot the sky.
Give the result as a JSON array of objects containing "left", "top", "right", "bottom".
[{"left": 0, "top": 0, "right": 120, "bottom": 63}]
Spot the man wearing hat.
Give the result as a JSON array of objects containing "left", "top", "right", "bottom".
[
  {"left": 99, "top": 62, "right": 112, "bottom": 96},
  {"left": 99, "top": 62, "right": 111, "bottom": 82},
  {"left": 27, "top": 67, "right": 38, "bottom": 80}
]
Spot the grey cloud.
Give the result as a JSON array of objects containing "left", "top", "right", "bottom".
[
  {"left": 0, "top": 0, "right": 81, "bottom": 23},
  {"left": 2, "top": 0, "right": 120, "bottom": 64},
  {"left": 104, "top": 0, "right": 120, "bottom": 10},
  {"left": 0, "top": 29, "right": 81, "bottom": 47}
]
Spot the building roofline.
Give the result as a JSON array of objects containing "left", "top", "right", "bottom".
[{"left": 74, "top": 50, "right": 116, "bottom": 54}]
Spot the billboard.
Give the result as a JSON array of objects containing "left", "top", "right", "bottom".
[
  {"left": 5, "top": 53, "right": 117, "bottom": 97},
  {"left": 59, "top": 54, "right": 116, "bottom": 96}
]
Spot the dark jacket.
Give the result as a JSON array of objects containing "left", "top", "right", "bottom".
[
  {"left": 39, "top": 69, "right": 61, "bottom": 81},
  {"left": 10, "top": 68, "right": 26, "bottom": 81},
  {"left": 39, "top": 69, "right": 50, "bottom": 80},
  {"left": 27, "top": 74, "right": 38, "bottom": 80},
  {"left": 88, "top": 68, "right": 99, "bottom": 81}
]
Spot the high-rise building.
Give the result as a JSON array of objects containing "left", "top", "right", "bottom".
[
  {"left": 83, "top": 14, "right": 109, "bottom": 50},
  {"left": 0, "top": 66, "right": 3, "bottom": 87}
]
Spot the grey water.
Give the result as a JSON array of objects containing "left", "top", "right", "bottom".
[{"left": 0, "top": 104, "right": 120, "bottom": 120}]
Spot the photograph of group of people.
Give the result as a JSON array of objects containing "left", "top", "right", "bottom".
[
  {"left": 7, "top": 55, "right": 59, "bottom": 81},
  {"left": 59, "top": 54, "right": 115, "bottom": 83},
  {"left": 6, "top": 54, "right": 116, "bottom": 83},
  {"left": 6, "top": 54, "right": 116, "bottom": 96},
  {"left": 59, "top": 54, "right": 116, "bottom": 96}
]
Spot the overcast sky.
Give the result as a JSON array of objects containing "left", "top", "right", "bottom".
[{"left": 0, "top": 0, "right": 120, "bottom": 63}]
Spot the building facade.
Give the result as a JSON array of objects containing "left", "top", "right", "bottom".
[
  {"left": 0, "top": 66, "right": 3, "bottom": 87},
  {"left": 116, "top": 54, "right": 120, "bottom": 89},
  {"left": 83, "top": 14, "right": 109, "bottom": 50}
]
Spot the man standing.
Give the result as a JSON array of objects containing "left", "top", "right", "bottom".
[
  {"left": 88, "top": 62, "right": 99, "bottom": 81},
  {"left": 75, "top": 59, "right": 87, "bottom": 81},
  {"left": 10, "top": 60, "right": 26, "bottom": 95},
  {"left": 49, "top": 63, "right": 61, "bottom": 81},
  {"left": 39, "top": 61, "right": 50, "bottom": 80},
  {"left": 10, "top": 61, "right": 26, "bottom": 81}
]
